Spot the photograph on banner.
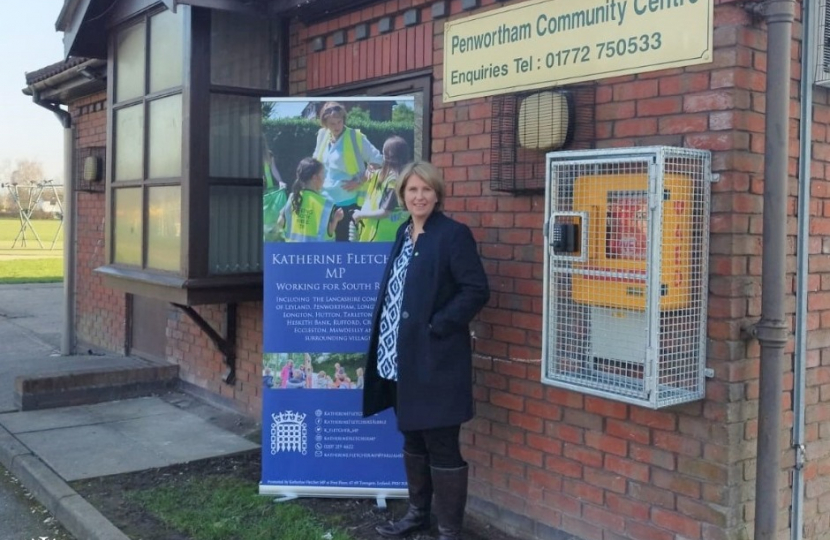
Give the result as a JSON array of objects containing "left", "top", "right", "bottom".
[
  {"left": 262, "top": 98, "right": 416, "bottom": 244},
  {"left": 260, "top": 96, "right": 415, "bottom": 497},
  {"left": 263, "top": 352, "right": 365, "bottom": 390}
]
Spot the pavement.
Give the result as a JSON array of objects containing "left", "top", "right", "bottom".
[{"left": 0, "top": 283, "right": 261, "bottom": 540}]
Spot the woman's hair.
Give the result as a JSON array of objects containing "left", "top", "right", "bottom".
[
  {"left": 396, "top": 160, "right": 445, "bottom": 211},
  {"left": 319, "top": 101, "right": 346, "bottom": 127},
  {"left": 381, "top": 136, "right": 410, "bottom": 176},
  {"left": 292, "top": 158, "right": 324, "bottom": 214}
]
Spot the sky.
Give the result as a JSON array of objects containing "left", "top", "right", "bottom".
[{"left": 0, "top": 0, "right": 67, "bottom": 184}]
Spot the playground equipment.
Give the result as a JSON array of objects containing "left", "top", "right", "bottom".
[{"left": 1, "top": 180, "right": 64, "bottom": 249}]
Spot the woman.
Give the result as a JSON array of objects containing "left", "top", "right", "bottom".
[
  {"left": 313, "top": 101, "right": 383, "bottom": 241},
  {"left": 362, "top": 161, "right": 490, "bottom": 540},
  {"left": 279, "top": 360, "right": 293, "bottom": 389},
  {"left": 278, "top": 158, "right": 344, "bottom": 242},
  {"left": 352, "top": 136, "right": 410, "bottom": 242}
]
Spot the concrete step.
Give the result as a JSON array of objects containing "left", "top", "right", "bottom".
[{"left": 14, "top": 360, "right": 179, "bottom": 411}]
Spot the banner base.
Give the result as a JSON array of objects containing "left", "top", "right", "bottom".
[{"left": 260, "top": 484, "right": 408, "bottom": 501}]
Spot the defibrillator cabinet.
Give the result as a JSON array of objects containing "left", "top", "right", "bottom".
[{"left": 542, "top": 147, "right": 713, "bottom": 408}]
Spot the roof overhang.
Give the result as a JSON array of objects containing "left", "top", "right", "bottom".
[
  {"left": 56, "top": 0, "right": 109, "bottom": 59},
  {"left": 22, "top": 58, "right": 107, "bottom": 105},
  {"left": 56, "top": 0, "right": 385, "bottom": 58}
]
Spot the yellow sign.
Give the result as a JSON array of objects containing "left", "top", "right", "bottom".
[{"left": 442, "top": 0, "right": 713, "bottom": 102}]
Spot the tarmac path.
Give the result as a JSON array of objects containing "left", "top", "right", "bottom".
[
  {"left": 0, "top": 464, "right": 74, "bottom": 540},
  {"left": 0, "top": 283, "right": 74, "bottom": 539},
  {"left": 0, "top": 282, "right": 62, "bottom": 357}
]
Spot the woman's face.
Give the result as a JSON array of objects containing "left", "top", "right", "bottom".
[
  {"left": 325, "top": 115, "right": 345, "bottom": 137},
  {"left": 404, "top": 174, "right": 438, "bottom": 221}
]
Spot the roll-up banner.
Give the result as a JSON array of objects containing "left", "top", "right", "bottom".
[{"left": 260, "top": 97, "right": 416, "bottom": 499}]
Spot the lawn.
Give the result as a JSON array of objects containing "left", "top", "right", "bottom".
[
  {"left": 0, "top": 218, "right": 64, "bottom": 284},
  {"left": 0, "top": 217, "right": 64, "bottom": 249}
]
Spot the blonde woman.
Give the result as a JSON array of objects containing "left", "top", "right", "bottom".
[
  {"left": 313, "top": 101, "right": 383, "bottom": 240},
  {"left": 363, "top": 161, "right": 490, "bottom": 540}
]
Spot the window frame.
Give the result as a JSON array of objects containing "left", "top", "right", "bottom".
[
  {"left": 105, "top": 6, "right": 185, "bottom": 274},
  {"left": 99, "top": 5, "right": 289, "bottom": 305}
]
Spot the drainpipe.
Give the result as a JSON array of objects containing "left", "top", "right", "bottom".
[
  {"left": 792, "top": 0, "right": 815, "bottom": 538},
  {"left": 750, "top": 2, "right": 795, "bottom": 540},
  {"left": 31, "top": 91, "right": 75, "bottom": 356}
]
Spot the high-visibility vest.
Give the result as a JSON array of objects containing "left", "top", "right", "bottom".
[
  {"left": 357, "top": 170, "right": 408, "bottom": 242},
  {"left": 264, "top": 160, "right": 276, "bottom": 189},
  {"left": 316, "top": 127, "right": 365, "bottom": 179},
  {"left": 284, "top": 190, "right": 336, "bottom": 242}
]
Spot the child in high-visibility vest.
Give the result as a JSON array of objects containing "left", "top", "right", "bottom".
[
  {"left": 263, "top": 145, "right": 288, "bottom": 242},
  {"left": 351, "top": 136, "right": 410, "bottom": 242},
  {"left": 278, "top": 158, "right": 344, "bottom": 242}
]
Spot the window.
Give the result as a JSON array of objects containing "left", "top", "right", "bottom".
[
  {"left": 101, "top": 6, "right": 287, "bottom": 305},
  {"left": 110, "top": 8, "right": 183, "bottom": 272},
  {"left": 207, "top": 11, "right": 285, "bottom": 276}
]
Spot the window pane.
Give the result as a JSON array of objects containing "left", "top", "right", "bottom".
[
  {"left": 149, "top": 95, "right": 182, "bottom": 178},
  {"left": 114, "top": 105, "right": 145, "bottom": 181},
  {"left": 209, "top": 94, "right": 261, "bottom": 178},
  {"left": 210, "top": 11, "right": 273, "bottom": 89},
  {"left": 149, "top": 9, "right": 183, "bottom": 92},
  {"left": 147, "top": 186, "right": 181, "bottom": 272},
  {"left": 115, "top": 22, "right": 146, "bottom": 102},
  {"left": 113, "top": 188, "right": 142, "bottom": 265},
  {"left": 209, "top": 185, "right": 262, "bottom": 274}
]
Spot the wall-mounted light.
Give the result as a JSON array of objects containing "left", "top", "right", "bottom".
[
  {"left": 83, "top": 156, "right": 101, "bottom": 182},
  {"left": 518, "top": 91, "right": 574, "bottom": 151}
]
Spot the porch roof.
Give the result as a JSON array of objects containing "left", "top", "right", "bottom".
[
  {"left": 25, "top": 57, "right": 91, "bottom": 86},
  {"left": 56, "top": 0, "right": 383, "bottom": 59}
]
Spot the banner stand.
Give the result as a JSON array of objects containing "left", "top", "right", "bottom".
[
  {"left": 260, "top": 486, "right": 407, "bottom": 507},
  {"left": 259, "top": 97, "right": 416, "bottom": 500}
]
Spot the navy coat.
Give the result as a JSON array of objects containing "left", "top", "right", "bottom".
[{"left": 362, "top": 211, "right": 490, "bottom": 431}]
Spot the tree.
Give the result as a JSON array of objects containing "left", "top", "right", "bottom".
[
  {"left": 7, "top": 160, "right": 47, "bottom": 216},
  {"left": 392, "top": 103, "right": 415, "bottom": 124},
  {"left": 346, "top": 105, "right": 371, "bottom": 124},
  {"left": 10, "top": 159, "right": 45, "bottom": 185},
  {"left": 261, "top": 101, "right": 276, "bottom": 119},
  {"left": 0, "top": 159, "right": 11, "bottom": 213}
]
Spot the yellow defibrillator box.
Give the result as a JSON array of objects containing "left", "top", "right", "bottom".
[{"left": 569, "top": 173, "right": 693, "bottom": 311}]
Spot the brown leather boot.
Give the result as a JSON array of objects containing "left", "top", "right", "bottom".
[
  {"left": 375, "top": 452, "right": 432, "bottom": 537},
  {"left": 432, "top": 464, "right": 468, "bottom": 540}
]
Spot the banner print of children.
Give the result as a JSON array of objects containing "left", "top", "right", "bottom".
[
  {"left": 262, "top": 98, "right": 416, "bottom": 244},
  {"left": 263, "top": 353, "right": 365, "bottom": 390}
]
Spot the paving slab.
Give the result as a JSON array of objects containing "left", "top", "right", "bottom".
[
  {"left": 0, "top": 397, "right": 259, "bottom": 481},
  {"left": 0, "top": 282, "right": 63, "bottom": 354}
]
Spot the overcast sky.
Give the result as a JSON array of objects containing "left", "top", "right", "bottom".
[{"left": 0, "top": 0, "right": 67, "bottom": 183}]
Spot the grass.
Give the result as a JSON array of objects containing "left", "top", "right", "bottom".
[
  {"left": 0, "top": 258, "right": 63, "bottom": 284},
  {"left": 127, "top": 476, "right": 355, "bottom": 540},
  {"left": 0, "top": 217, "right": 63, "bottom": 248},
  {"left": 0, "top": 218, "right": 64, "bottom": 284}
]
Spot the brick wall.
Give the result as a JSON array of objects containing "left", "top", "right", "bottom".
[
  {"left": 287, "top": 0, "right": 812, "bottom": 539},
  {"left": 71, "top": 92, "right": 127, "bottom": 353},
  {"left": 71, "top": 92, "right": 264, "bottom": 416},
  {"left": 165, "top": 301, "right": 264, "bottom": 417},
  {"left": 65, "top": 0, "right": 825, "bottom": 537}
]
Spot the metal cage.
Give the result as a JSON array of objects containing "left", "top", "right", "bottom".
[
  {"left": 490, "top": 86, "right": 595, "bottom": 193},
  {"left": 542, "top": 147, "right": 713, "bottom": 408},
  {"left": 75, "top": 146, "right": 106, "bottom": 193}
]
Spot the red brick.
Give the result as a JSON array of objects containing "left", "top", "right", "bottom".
[
  {"left": 584, "top": 431, "right": 627, "bottom": 457},
  {"left": 508, "top": 444, "right": 544, "bottom": 467},
  {"left": 490, "top": 390, "right": 524, "bottom": 411},
  {"left": 651, "top": 508, "right": 702, "bottom": 538}
]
